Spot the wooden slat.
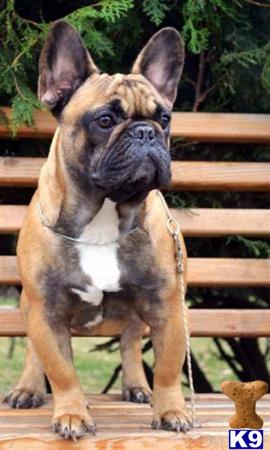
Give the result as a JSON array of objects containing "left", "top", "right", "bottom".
[
  {"left": 171, "top": 112, "right": 270, "bottom": 143},
  {"left": 170, "top": 161, "right": 270, "bottom": 191},
  {"left": 0, "top": 394, "right": 269, "bottom": 449},
  {"left": 2, "top": 205, "right": 270, "bottom": 237},
  {"left": 1, "top": 394, "right": 269, "bottom": 449},
  {"left": 1, "top": 107, "right": 270, "bottom": 143},
  {"left": 1, "top": 256, "right": 270, "bottom": 287},
  {"left": 0, "top": 108, "right": 56, "bottom": 139},
  {"left": 1, "top": 157, "right": 270, "bottom": 191},
  {"left": 0, "top": 157, "right": 44, "bottom": 186},
  {"left": 1, "top": 308, "right": 270, "bottom": 338},
  {"left": 1, "top": 392, "right": 270, "bottom": 404},
  {"left": 0, "top": 256, "right": 18, "bottom": 285},
  {"left": 188, "top": 258, "right": 270, "bottom": 287},
  {"left": 173, "top": 208, "right": 270, "bottom": 237},
  {"left": 0, "top": 205, "right": 26, "bottom": 233}
]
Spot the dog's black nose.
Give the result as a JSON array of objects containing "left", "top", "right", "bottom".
[{"left": 130, "top": 124, "right": 155, "bottom": 143}]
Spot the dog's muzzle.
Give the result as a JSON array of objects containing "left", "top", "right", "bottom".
[{"left": 92, "top": 122, "right": 171, "bottom": 202}]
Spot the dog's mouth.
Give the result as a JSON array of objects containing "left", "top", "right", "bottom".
[{"left": 92, "top": 144, "right": 171, "bottom": 203}]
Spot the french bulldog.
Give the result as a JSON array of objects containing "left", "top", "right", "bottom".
[{"left": 4, "top": 20, "right": 190, "bottom": 439}]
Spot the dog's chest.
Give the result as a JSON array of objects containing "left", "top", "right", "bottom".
[{"left": 75, "top": 199, "right": 121, "bottom": 304}]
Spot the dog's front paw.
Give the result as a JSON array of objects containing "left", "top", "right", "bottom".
[
  {"left": 122, "top": 386, "right": 152, "bottom": 404},
  {"left": 152, "top": 387, "right": 193, "bottom": 433},
  {"left": 52, "top": 409, "right": 96, "bottom": 441},
  {"left": 4, "top": 388, "right": 44, "bottom": 409},
  {"left": 151, "top": 408, "right": 192, "bottom": 433}
]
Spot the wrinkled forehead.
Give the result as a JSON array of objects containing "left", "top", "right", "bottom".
[{"left": 62, "top": 73, "right": 167, "bottom": 123}]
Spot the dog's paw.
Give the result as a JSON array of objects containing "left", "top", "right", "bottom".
[
  {"left": 151, "top": 409, "right": 193, "bottom": 433},
  {"left": 122, "top": 386, "right": 152, "bottom": 404},
  {"left": 52, "top": 411, "right": 96, "bottom": 441},
  {"left": 3, "top": 388, "right": 44, "bottom": 409}
]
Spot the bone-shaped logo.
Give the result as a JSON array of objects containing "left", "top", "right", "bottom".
[{"left": 221, "top": 380, "right": 269, "bottom": 429}]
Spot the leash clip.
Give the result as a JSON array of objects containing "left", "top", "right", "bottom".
[
  {"left": 167, "top": 217, "right": 180, "bottom": 235},
  {"left": 166, "top": 217, "right": 183, "bottom": 274}
]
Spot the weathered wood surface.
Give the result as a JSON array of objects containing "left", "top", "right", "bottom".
[
  {"left": 0, "top": 394, "right": 269, "bottom": 449},
  {"left": 2, "top": 205, "right": 270, "bottom": 237},
  {"left": 1, "top": 157, "right": 270, "bottom": 191},
  {"left": 1, "top": 256, "right": 270, "bottom": 288},
  {"left": 2, "top": 308, "right": 270, "bottom": 338},
  {"left": 1, "top": 107, "right": 270, "bottom": 142}
]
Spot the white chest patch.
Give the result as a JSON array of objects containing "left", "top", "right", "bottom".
[{"left": 76, "top": 199, "right": 121, "bottom": 300}]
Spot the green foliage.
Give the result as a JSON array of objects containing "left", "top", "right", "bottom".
[
  {"left": 99, "top": 0, "right": 134, "bottom": 22},
  {"left": 261, "top": 51, "right": 270, "bottom": 93},
  {"left": 65, "top": 6, "right": 99, "bottom": 32},
  {"left": 182, "top": 0, "right": 210, "bottom": 53},
  {"left": 225, "top": 236, "right": 270, "bottom": 259},
  {"left": 0, "top": 0, "right": 47, "bottom": 131},
  {"left": 11, "top": 88, "right": 41, "bottom": 133},
  {"left": 142, "top": 0, "right": 169, "bottom": 26},
  {"left": 1, "top": 0, "right": 270, "bottom": 128}
]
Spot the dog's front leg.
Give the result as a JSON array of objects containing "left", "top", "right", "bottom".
[
  {"left": 149, "top": 291, "right": 192, "bottom": 432},
  {"left": 25, "top": 292, "right": 96, "bottom": 439}
]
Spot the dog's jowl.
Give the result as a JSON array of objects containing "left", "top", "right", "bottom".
[{"left": 4, "top": 20, "right": 191, "bottom": 439}]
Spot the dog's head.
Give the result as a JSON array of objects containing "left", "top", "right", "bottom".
[{"left": 39, "top": 21, "right": 184, "bottom": 203}]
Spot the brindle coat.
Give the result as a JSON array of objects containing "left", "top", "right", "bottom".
[{"left": 4, "top": 21, "right": 190, "bottom": 439}]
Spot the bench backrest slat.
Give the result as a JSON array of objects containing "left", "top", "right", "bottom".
[
  {"left": 1, "top": 205, "right": 270, "bottom": 237},
  {"left": 1, "top": 158, "right": 270, "bottom": 191},
  {"left": 1, "top": 308, "right": 270, "bottom": 338},
  {"left": 1, "top": 255, "right": 270, "bottom": 287},
  {"left": 1, "top": 108, "right": 270, "bottom": 143}
]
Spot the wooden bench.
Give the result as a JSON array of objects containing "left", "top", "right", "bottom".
[{"left": 0, "top": 108, "right": 270, "bottom": 449}]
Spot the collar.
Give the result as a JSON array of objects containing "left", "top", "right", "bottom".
[{"left": 36, "top": 200, "right": 139, "bottom": 246}]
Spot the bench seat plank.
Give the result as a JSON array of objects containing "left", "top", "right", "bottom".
[
  {"left": 1, "top": 256, "right": 270, "bottom": 287},
  {"left": 1, "top": 205, "right": 270, "bottom": 237},
  {"left": 1, "top": 157, "right": 270, "bottom": 191},
  {"left": 1, "top": 308, "right": 270, "bottom": 337},
  {"left": 0, "top": 394, "right": 269, "bottom": 449},
  {"left": 1, "top": 107, "right": 270, "bottom": 143}
]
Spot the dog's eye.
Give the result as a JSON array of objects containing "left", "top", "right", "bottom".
[
  {"left": 97, "top": 114, "right": 114, "bottom": 129},
  {"left": 160, "top": 113, "right": 170, "bottom": 129}
]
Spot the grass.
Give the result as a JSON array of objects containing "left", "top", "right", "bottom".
[
  {"left": 0, "top": 334, "right": 238, "bottom": 397},
  {"left": 0, "top": 336, "right": 153, "bottom": 395},
  {"left": 1, "top": 298, "right": 268, "bottom": 396}
]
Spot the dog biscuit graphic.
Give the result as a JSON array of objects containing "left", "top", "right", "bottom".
[{"left": 221, "top": 380, "right": 269, "bottom": 429}]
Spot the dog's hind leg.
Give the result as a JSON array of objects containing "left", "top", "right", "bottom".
[
  {"left": 4, "top": 290, "right": 46, "bottom": 408},
  {"left": 120, "top": 316, "right": 152, "bottom": 404}
]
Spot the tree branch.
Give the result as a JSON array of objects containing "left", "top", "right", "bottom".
[
  {"left": 193, "top": 51, "right": 206, "bottom": 112},
  {"left": 11, "top": 72, "right": 31, "bottom": 103},
  {"left": 243, "top": 0, "right": 270, "bottom": 7}
]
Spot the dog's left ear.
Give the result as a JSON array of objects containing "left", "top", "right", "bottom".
[
  {"left": 38, "top": 20, "right": 98, "bottom": 115},
  {"left": 132, "top": 28, "right": 184, "bottom": 108}
]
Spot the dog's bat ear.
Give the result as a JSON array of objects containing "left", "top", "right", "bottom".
[
  {"left": 132, "top": 28, "right": 184, "bottom": 108},
  {"left": 38, "top": 20, "right": 98, "bottom": 115}
]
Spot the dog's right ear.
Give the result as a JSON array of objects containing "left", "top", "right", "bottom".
[{"left": 38, "top": 20, "right": 98, "bottom": 115}]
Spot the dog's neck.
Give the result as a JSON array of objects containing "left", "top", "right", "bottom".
[{"left": 38, "top": 128, "right": 146, "bottom": 238}]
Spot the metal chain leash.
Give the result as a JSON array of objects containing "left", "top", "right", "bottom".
[{"left": 157, "top": 191, "right": 196, "bottom": 428}]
